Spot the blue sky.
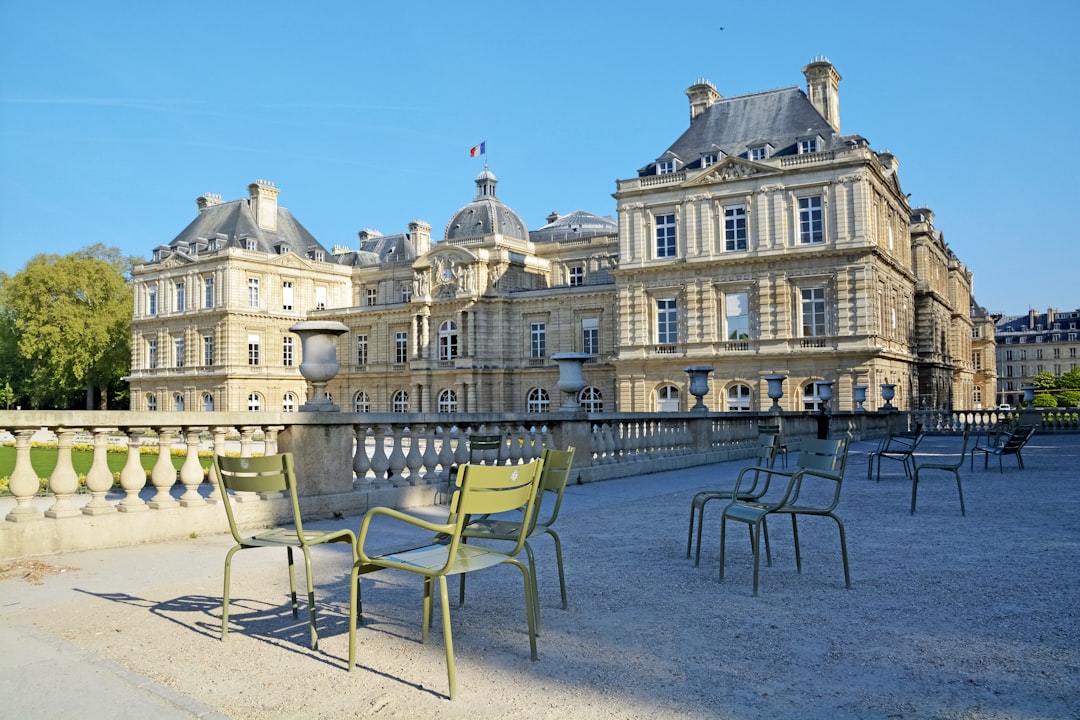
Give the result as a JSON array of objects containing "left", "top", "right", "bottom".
[{"left": 2, "top": 1, "right": 1077, "bottom": 316}]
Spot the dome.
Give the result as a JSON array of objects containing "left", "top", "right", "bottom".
[
  {"left": 530, "top": 209, "right": 617, "bottom": 243},
  {"left": 444, "top": 168, "right": 529, "bottom": 242}
]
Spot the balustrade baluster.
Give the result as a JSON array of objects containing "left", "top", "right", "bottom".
[
  {"left": 82, "top": 428, "right": 117, "bottom": 515},
  {"left": 369, "top": 426, "right": 391, "bottom": 484},
  {"left": 421, "top": 425, "right": 441, "bottom": 482},
  {"left": 508, "top": 425, "right": 523, "bottom": 465},
  {"left": 118, "top": 428, "right": 149, "bottom": 512},
  {"left": 404, "top": 426, "right": 424, "bottom": 485},
  {"left": 45, "top": 427, "right": 82, "bottom": 518},
  {"left": 452, "top": 426, "right": 469, "bottom": 466},
  {"left": 387, "top": 426, "right": 408, "bottom": 486},
  {"left": 436, "top": 426, "right": 456, "bottom": 477},
  {"left": 353, "top": 425, "right": 371, "bottom": 483},
  {"left": 179, "top": 427, "right": 208, "bottom": 506},
  {"left": 4, "top": 429, "right": 43, "bottom": 522},
  {"left": 148, "top": 427, "right": 180, "bottom": 509}
]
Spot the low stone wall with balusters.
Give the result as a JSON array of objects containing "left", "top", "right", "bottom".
[{"left": 1, "top": 409, "right": 898, "bottom": 560}]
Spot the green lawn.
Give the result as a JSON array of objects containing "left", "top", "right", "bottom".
[{"left": 0, "top": 445, "right": 210, "bottom": 484}]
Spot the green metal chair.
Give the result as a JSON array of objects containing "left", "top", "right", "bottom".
[
  {"left": 442, "top": 433, "right": 504, "bottom": 504},
  {"left": 720, "top": 438, "right": 850, "bottom": 596},
  {"left": 214, "top": 453, "right": 356, "bottom": 650},
  {"left": 911, "top": 426, "right": 971, "bottom": 516},
  {"left": 970, "top": 424, "right": 1035, "bottom": 473},
  {"left": 459, "top": 447, "right": 576, "bottom": 626},
  {"left": 757, "top": 423, "right": 789, "bottom": 468},
  {"left": 867, "top": 430, "right": 924, "bottom": 481},
  {"left": 687, "top": 432, "right": 779, "bottom": 566},
  {"left": 349, "top": 459, "right": 544, "bottom": 700}
]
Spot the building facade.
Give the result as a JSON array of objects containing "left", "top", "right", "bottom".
[
  {"left": 994, "top": 308, "right": 1080, "bottom": 407},
  {"left": 128, "top": 60, "right": 990, "bottom": 414}
]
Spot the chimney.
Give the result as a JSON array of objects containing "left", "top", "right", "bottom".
[
  {"left": 685, "top": 79, "right": 722, "bottom": 122},
  {"left": 546, "top": 211, "right": 560, "bottom": 224},
  {"left": 408, "top": 219, "right": 432, "bottom": 255},
  {"left": 1048, "top": 308, "right": 1056, "bottom": 325},
  {"left": 196, "top": 193, "right": 223, "bottom": 212},
  {"left": 247, "top": 180, "right": 280, "bottom": 231},
  {"left": 1029, "top": 308, "right": 1037, "bottom": 328},
  {"left": 802, "top": 58, "right": 841, "bottom": 132}
]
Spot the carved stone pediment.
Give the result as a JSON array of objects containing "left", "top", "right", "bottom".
[
  {"left": 687, "top": 157, "right": 778, "bottom": 186},
  {"left": 157, "top": 254, "right": 190, "bottom": 270},
  {"left": 269, "top": 252, "right": 313, "bottom": 270}
]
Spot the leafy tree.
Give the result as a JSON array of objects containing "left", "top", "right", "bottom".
[
  {"left": 1060, "top": 367, "right": 1080, "bottom": 390},
  {"left": 1058, "top": 390, "right": 1080, "bottom": 408},
  {"left": 1032, "top": 392, "right": 1057, "bottom": 408},
  {"left": 1031, "top": 371, "right": 1058, "bottom": 392},
  {"left": 0, "top": 244, "right": 133, "bottom": 409}
]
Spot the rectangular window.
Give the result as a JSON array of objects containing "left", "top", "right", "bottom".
[
  {"left": 395, "top": 331, "right": 408, "bottom": 363},
  {"left": 973, "top": 352, "right": 982, "bottom": 370},
  {"left": 366, "top": 288, "right": 377, "bottom": 306},
  {"left": 800, "top": 288, "right": 826, "bottom": 337},
  {"left": 248, "top": 278, "right": 260, "bottom": 307},
  {"left": 531, "top": 322, "right": 546, "bottom": 358},
  {"left": 147, "top": 286, "right": 157, "bottom": 315},
  {"left": 400, "top": 284, "right": 412, "bottom": 303},
  {"left": 282, "top": 281, "right": 294, "bottom": 310},
  {"left": 1006, "top": 365, "right": 1014, "bottom": 377},
  {"left": 749, "top": 146, "right": 767, "bottom": 161},
  {"left": 725, "top": 292, "right": 749, "bottom": 340},
  {"left": 655, "top": 213, "right": 676, "bottom": 258},
  {"left": 244, "top": 238, "right": 256, "bottom": 251},
  {"left": 1005, "top": 350, "right": 1013, "bottom": 361},
  {"left": 798, "top": 138, "right": 818, "bottom": 154},
  {"left": 582, "top": 318, "right": 599, "bottom": 355},
  {"left": 657, "top": 298, "right": 678, "bottom": 344},
  {"left": 147, "top": 339, "right": 158, "bottom": 369},
  {"left": 657, "top": 159, "right": 675, "bottom": 174},
  {"left": 203, "top": 276, "right": 214, "bottom": 308},
  {"left": 283, "top": 336, "right": 294, "bottom": 367},
  {"left": 175, "top": 282, "right": 185, "bottom": 312},
  {"left": 724, "top": 205, "right": 747, "bottom": 251},
  {"left": 569, "top": 266, "right": 584, "bottom": 287},
  {"left": 798, "top": 197, "right": 824, "bottom": 244},
  {"left": 248, "top": 335, "right": 260, "bottom": 366},
  {"left": 356, "top": 334, "right": 368, "bottom": 365},
  {"left": 203, "top": 335, "right": 214, "bottom": 366},
  {"left": 316, "top": 286, "right": 327, "bottom": 310},
  {"left": 701, "top": 153, "right": 719, "bottom": 168},
  {"left": 174, "top": 337, "right": 185, "bottom": 367}
]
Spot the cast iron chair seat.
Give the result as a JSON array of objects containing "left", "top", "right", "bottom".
[
  {"left": 214, "top": 453, "right": 356, "bottom": 650},
  {"left": 719, "top": 438, "right": 850, "bottom": 596},
  {"left": 349, "top": 459, "right": 544, "bottom": 700},
  {"left": 867, "top": 431, "right": 925, "bottom": 482}
]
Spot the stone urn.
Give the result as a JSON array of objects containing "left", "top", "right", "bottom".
[
  {"left": 290, "top": 321, "right": 349, "bottom": 412},
  {"left": 817, "top": 380, "right": 834, "bottom": 412},
  {"left": 685, "top": 366, "right": 714, "bottom": 412},
  {"left": 552, "top": 352, "right": 590, "bottom": 412},
  {"left": 880, "top": 383, "right": 897, "bottom": 413},
  {"left": 852, "top": 385, "right": 868, "bottom": 412},
  {"left": 764, "top": 374, "right": 786, "bottom": 414},
  {"left": 1021, "top": 385, "right": 1036, "bottom": 407}
]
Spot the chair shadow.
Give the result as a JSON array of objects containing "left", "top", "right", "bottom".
[{"left": 72, "top": 575, "right": 451, "bottom": 698}]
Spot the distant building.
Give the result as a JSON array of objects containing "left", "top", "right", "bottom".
[
  {"left": 993, "top": 308, "right": 1080, "bottom": 407},
  {"left": 128, "top": 60, "right": 990, "bottom": 414}
]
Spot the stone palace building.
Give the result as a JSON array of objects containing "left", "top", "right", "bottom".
[{"left": 127, "top": 59, "right": 996, "bottom": 414}]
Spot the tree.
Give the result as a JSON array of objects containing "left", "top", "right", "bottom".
[
  {"left": 1060, "top": 367, "right": 1080, "bottom": 390},
  {"left": 0, "top": 244, "right": 133, "bottom": 409},
  {"left": 1031, "top": 371, "right": 1058, "bottom": 392}
]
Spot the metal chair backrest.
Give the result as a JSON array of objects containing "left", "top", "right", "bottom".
[
  {"left": 215, "top": 453, "right": 306, "bottom": 543},
  {"left": 468, "top": 434, "right": 504, "bottom": 465}
]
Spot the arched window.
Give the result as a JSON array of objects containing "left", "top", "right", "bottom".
[
  {"left": 173, "top": 393, "right": 184, "bottom": 411},
  {"left": 438, "top": 389, "right": 458, "bottom": 413},
  {"left": 354, "top": 391, "right": 370, "bottom": 413},
  {"left": 579, "top": 386, "right": 603, "bottom": 412},
  {"left": 248, "top": 393, "right": 262, "bottom": 411},
  {"left": 727, "top": 383, "right": 751, "bottom": 411},
  {"left": 392, "top": 390, "right": 409, "bottom": 413},
  {"left": 656, "top": 384, "right": 680, "bottom": 412},
  {"left": 438, "top": 320, "right": 458, "bottom": 361},
  {"left": 803, "top": 382, "right": 829, "bottom": 411},
  {"left": 202, "top": 393, "right": 214, "bottom": 412},
  {"left": 527, "top": 388, "right": 550, "bottom": 413},
  {"left": 283, "top": 393, "right": 296, "bottom": 413},
  {"left": 146, "top": 393, "right": 157, "bottom": 411}
]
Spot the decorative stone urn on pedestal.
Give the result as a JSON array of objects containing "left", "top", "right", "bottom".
[
  {"left": 764, "top": 374, "right": 787, "bottom": 414},
  {"left": 852, "top": 385, "right": 868, "bottom": 412},
  {"left": 879, "top": 383, "right": 897, "bottom": 413},
  {"left": 1021, "top": 385, "right": 1036, "bottom": 407},
  {"left": 290, "top": 321, "right": 349, "bottom": 412},
  {"left": 552, "top": 352, "right": 590, "bottom": 412},
  {"left": 685, "top": 366, "right": 714, "bottom": 412}
]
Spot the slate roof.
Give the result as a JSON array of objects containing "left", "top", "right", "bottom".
[
  {"left": 444, "top": 168, "right": 529, "bottom": 242},
  {"left": 163, "top": 198, "right": 331, "bottom": 260},
  {"left": 640, "top": 86, "right": 859, "bottom": 176},
  {"left": 530, "top": 210, "right": 617, "bottom": 243}
]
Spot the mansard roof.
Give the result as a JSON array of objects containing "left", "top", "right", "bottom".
[
  {"left": 530, "top": 210, "right": 617, "bottom": 243},
  {"left": 640, "top": 86, "right": 849, "bottom": 176},
  {"left": 164, "top": 198, "right": 330, "bottom": 260}
]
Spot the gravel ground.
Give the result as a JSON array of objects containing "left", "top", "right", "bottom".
[{"left": 2, "top": 435, "right": 1078, "bottom": 719}]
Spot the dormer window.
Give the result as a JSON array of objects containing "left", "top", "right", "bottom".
[
  {"left": 313, "top": 250, "right": 325, "bottom": 262},
  {"left": 244, "top": 238, "right": 256, "bottom": 251},
  {"left": 276, "top": 244, "right": 290, "bottom": 255},
  {"left": 701, "top": 152, "right": 719, "bottom": 168},
  {"left": 798, "top": 137, "right": 819, "bottom": 154},
  {"left": 749, "top": 146, "right": 768, "bottom": 161},
  {"left": 657, "top": 159, "right": 675, "bottom": 175}
]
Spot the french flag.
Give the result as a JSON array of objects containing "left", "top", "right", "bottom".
[{"left": 469, "top": 141, "right": 486, "bottom": 157}]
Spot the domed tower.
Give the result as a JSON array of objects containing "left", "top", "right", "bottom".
[{"left": 443, "top": 168, "right": 529, "bottom": 242}]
